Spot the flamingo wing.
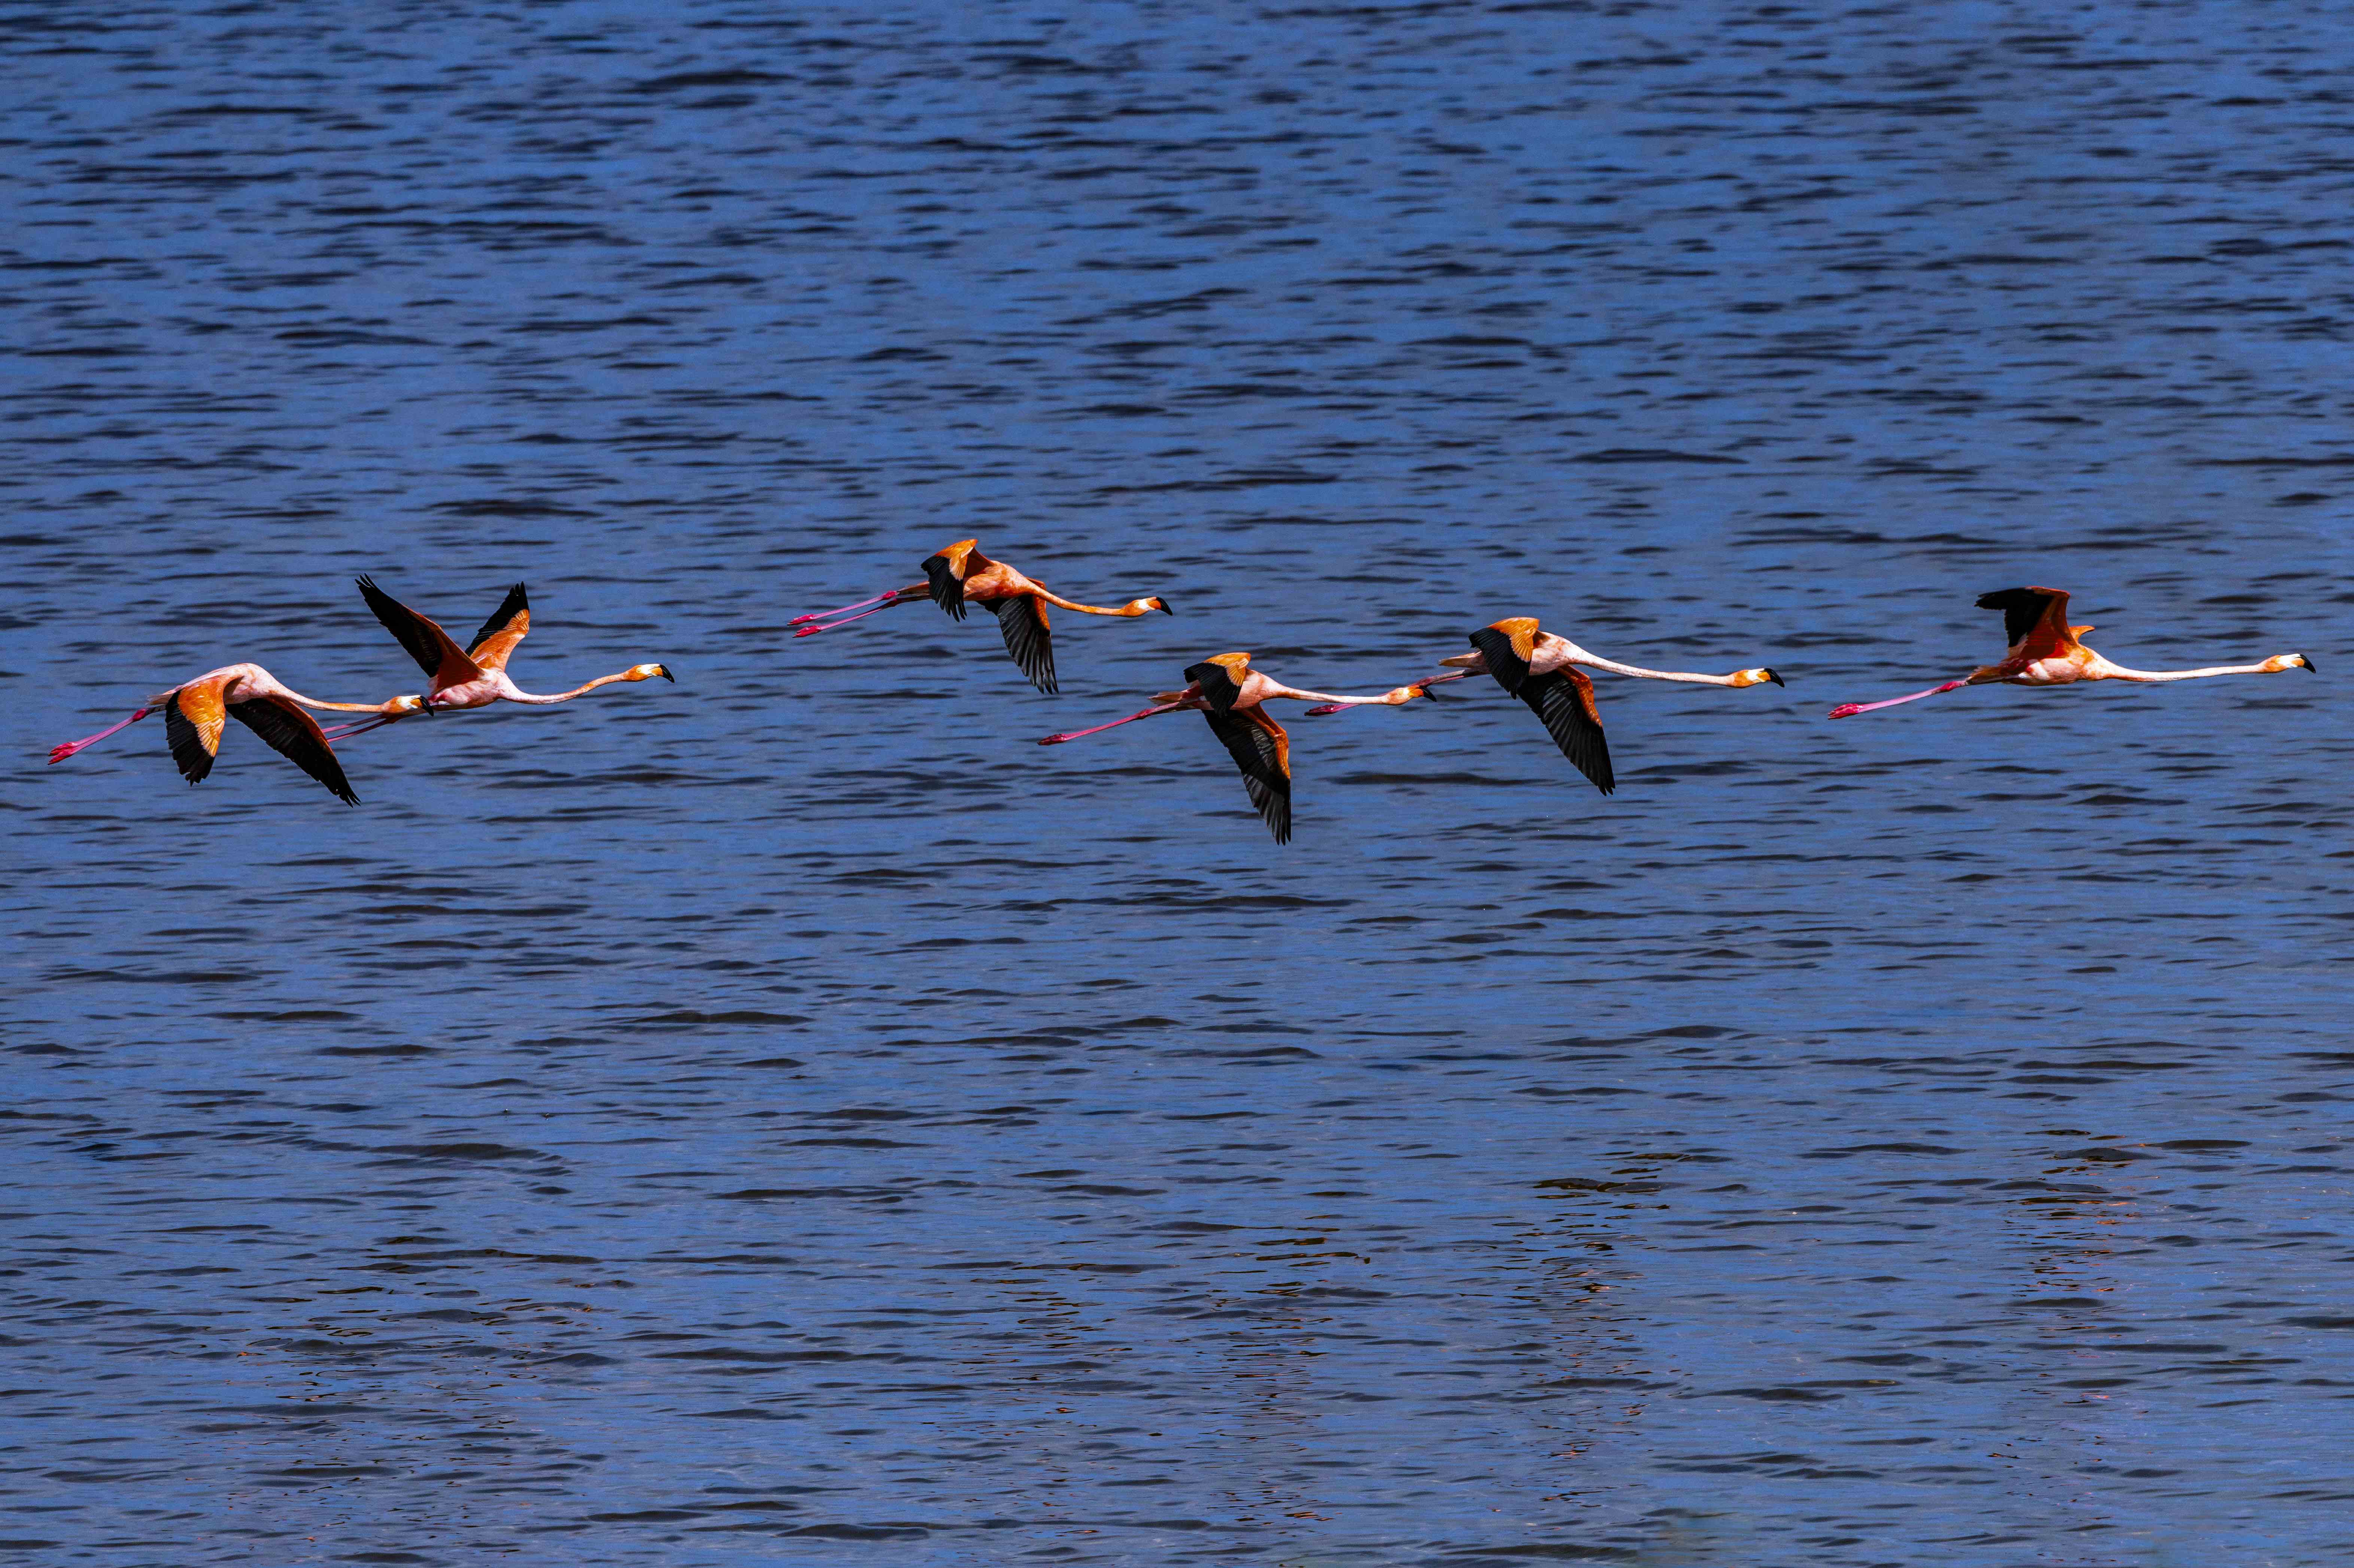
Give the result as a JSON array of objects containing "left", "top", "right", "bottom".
[
  {"left": 1520, "top": 668, "right": 1614, "bottom": 796},
  {"left": 1203, "top": 705, "right": 1292, "bottom": 844},
  {"left": 230, "top": 694, "right": 359, "bottom": 805},
  {"left": 465, "top": 582, "right": 531, "bottom": 672},
  {"left": 989, "top": 595, "right": 1058, "bottom": 693},
  {"left": 1468, "top": 625, "right": 1533, "bottom": 695},
  {"left": 920, "top": 552, "right": 968, "bottom": 620},
  {"left": 357, "top": 575, "right": 482, "bottom": 692},
  {"left": 163, "top": 680, "right": 229, "bottom": 785},
  {"left": 1975, "top": 586, "right": 2075, "bottom": 658},
  {"left": 1181, "top": 659, "right": 1249, "bottom": 714}
]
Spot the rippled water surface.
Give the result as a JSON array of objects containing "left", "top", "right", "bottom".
[{"left": 7, "top": 1, "right": 2354, "bottom": 1563}]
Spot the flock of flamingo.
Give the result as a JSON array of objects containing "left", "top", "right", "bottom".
[{"left": 51, "top": 542, "right": 2316, "bottom": 841}]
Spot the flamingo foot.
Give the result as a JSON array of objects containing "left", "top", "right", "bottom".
[{"left": 48, "top": 707, "right": 153, "bottom": 765}]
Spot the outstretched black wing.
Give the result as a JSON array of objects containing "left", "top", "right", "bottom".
[
  {"left": 1182, "top": 660, "right": 1248, "bottom": 714},
  {"left": 163, "top": 690, "right": 217, "bottom": 785},
  {"left": 466, "top": 582, "right": 530, "bottom": 667},
  {"left": 921, "top": 553, "right": 967, "bottom": 620},
  {"left": 990, "top": 595, "right": 1058, "bottom": 693},
  {"left": 1975, "top": 587, "right": 2066, "bottom": 651},
  {"left": 356, "top": 575, "right": 480, "bottom": 690},
  {"left": 1203, "top": 706, "right": 1292, "bottom": 844},
  {"left": 230, "top": 697, "right": 360, "bottom": 806},
  {"left": 1520, "top": 669, "right": 1614, "bottom": 796},
  {"left": 1468, "top": 625, "right": 1533, "bottom": 695}
]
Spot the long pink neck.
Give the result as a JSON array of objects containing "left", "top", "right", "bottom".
[
  {"left": 503, "top": 671, "right": 639, "bottom": 705},
  {"left": 1031, "top": 587, "right": 1154, "bottom": 617},
  {"left": 1570, "top": 653, "right": 1744, "bottom": 685},
  {"left": 273, "top": 685, "right": 411, "bottom": 714},
  {"left": 2093, "top": 659, "right": 2284, "bottom": 683},
  {"left": 1260, "top": 681, "right": 1414, "bottom": 707}
]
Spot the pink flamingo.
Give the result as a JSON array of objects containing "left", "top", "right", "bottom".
[
  {"left": 1313, "top": 616, "right": 1784, "bottom": 796},
  {"left": 356, "top": 577, "right": 673, "bottom": 713},
  {"left": 48, "top": 663, "right": 419, "bottom": 803},
  {"left": 1828, "top": 586, "right": 2315, "bottom": 719},
  {"left": 1038, "top": 652, "right": 1434, "bottom": 844},
  {"left": 794, "top": 538, "right": 1171, "bottom": 693}
]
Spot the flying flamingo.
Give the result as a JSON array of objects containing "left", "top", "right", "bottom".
[
  {"left": 1826, "top": 586, "right": 2316, "bottom": 719},
  {"left": 47, "top": 663, "right": 421, "bottom": 803},
  {"left": 1038, "top": 652, "right": 1433, "bottom": 843},
  {"left": 1325, "top": 617, "right": 1784, "bottom": 796},
  {"left": 793, "top": 538, "right": 1172, "bottom": 693},
  {"left": 356, "top": 577, "right": 673, "bottom": 714}
]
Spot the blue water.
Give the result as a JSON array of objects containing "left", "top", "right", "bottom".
[{"left": 6, "top": 2, "right": 2353, "bottom": 1563}]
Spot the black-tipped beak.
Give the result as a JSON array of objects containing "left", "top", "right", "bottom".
[
  {"left": 2300, "top": 654, "right": 2318, "bottom": 674},
  {"left": 1765, "top": 669, "right": 1786, "bottom": 687},
  {"left": 1157, "top": 598, "right": 1174, "bottom": 616},
  {"left": 657, "top": 665, "right": 676, "bottom": 683}
]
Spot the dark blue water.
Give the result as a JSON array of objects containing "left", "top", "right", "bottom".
[{"left": 7, "top": 2, "right": 2352, "bottom": 1562}]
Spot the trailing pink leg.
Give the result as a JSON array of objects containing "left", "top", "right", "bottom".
[
  {"left": 794, "top": 590, "right": 927, "bottom": 638},
  {"left": 1038, "top": 702, "right": 1187, "bottom": 745},
  {"left": 49, "top": 707, "right": 153, "bottom": 765},
  {"left": 319, "top": 714, "right": 403, "bottom": 742},
  {"left": 794, "top": 602, "right": 897, "bottom": 638},
  {"left": 1827, "top": 680, "right": 1967, "bottom": 720},
  {"left": 792, "top": 589, "right": 902, "bottom": 626}
]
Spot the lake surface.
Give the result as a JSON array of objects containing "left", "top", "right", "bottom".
[{"left": 6, "top": 1, "right": 2353, "bottom": 1563}]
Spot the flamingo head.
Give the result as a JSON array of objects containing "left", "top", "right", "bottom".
[
  {"left": 1732, "top": 667, "right": 1786, "bottom": 688},
  {"left": 2266, "top": 653, "right": 2318, "bottom": 674},
  {"left": 627, "top": 663, "right": 675, "bottom": 683}
]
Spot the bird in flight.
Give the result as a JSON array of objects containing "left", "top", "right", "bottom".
[
  {"left": 1827, "top": 586, "right": 2315, "bottom": 719},
  {"left": 1328, "top": 616, "right": 1784, "bottom": 796},
  {"left": 356, "top": 577, "right": 673, "bottom": 715},
  {"left": 1038, "top": 652, "right": 1433, "bottom": 843},
  {"left": 792, "top": 539, "right": 1172, "bottom": 693},
  {"left": 48, "top": 662, "right": 418, "bottom": 803}
]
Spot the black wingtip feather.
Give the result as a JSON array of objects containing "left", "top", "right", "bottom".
[
  {"left": 465, "top": 581, "right": 530, "bottom": 657},
  {"left": 990, "top": 597, "right": 1058, "bottom": 694}
]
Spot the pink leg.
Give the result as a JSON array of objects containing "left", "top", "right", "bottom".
[
  {"left": 49, "top": 707, "right": 153, "bottom": 765},
  {"left": 792, "top": 589, "right": 903, "bottom": 626},
  {"left": 319, "top": 714, "right": 403, "bottom": 742},
  {"left": 794, "top": 592, "right": 925, "bottom": 638},
  {"left": 1038, "top": 701, "right": 1186, "bottom": 745},
  {"left": 1827, "top": 680, "right": 1967, "bottom": 720}
]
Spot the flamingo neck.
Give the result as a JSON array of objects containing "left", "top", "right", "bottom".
[
  {"left": 1260, "top": 682, "right": 1413, "bottom": 707},
  {"left": 2091, "top": 658, "right": 2285, "bottom": 683},
  {"left": 503, "top": 671, "right": 635, "bottom": 705},
  {"left": 1031, "top": 588, "right": 1153, "bottom": 617},
  {"left": 1570, "top": 653, "right": 1741, "bottom": 685}
]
